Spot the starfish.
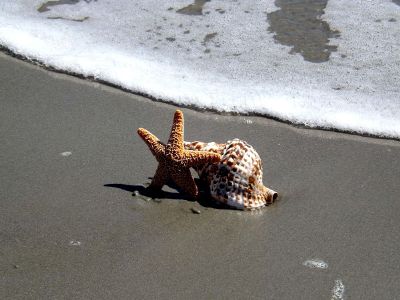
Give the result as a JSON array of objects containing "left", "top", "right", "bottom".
[{"left": 137, "top": 110, "right": 221, "bottom": 198}]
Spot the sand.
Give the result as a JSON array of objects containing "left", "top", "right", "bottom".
[{"left": 1, "top": 52, "right": 400, "bottom": 299}]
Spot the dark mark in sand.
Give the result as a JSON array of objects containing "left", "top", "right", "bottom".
[
  {"left": 267, "top": 0, "right": 340, "bottom": 63},
  {"left": 38, "top": 0, "right": 96, "bottom": 13},
  {"left": 177, "top": 0, "right": 211, "bottom": 16},
  {"left": 47, "top": 16, "right": 89, "bottom": 22},
  {"left": 202, "top": 32, "right": 217, "bottom": 45}
]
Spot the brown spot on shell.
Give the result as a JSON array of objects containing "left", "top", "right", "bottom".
[{"left": 249, "top": 176, "right": 256, "bottom": 184}]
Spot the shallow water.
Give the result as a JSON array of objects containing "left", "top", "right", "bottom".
[{"left": 267, "top": 0, "right": 340, "bottom": 62}]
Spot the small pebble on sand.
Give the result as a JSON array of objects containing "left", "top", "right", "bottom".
[
  {"left": 60, "top": 151, "right": 72, "bottom": 157},
  {"left": 191, "top": 208, "right": 201, "bottom": 214},
  {"left": 69, "top": 240, "right": 81, "bottom": 246}
]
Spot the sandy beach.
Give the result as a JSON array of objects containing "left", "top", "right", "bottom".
[{"left": 1, "top": 52, "right": 400, "bottom": 299}]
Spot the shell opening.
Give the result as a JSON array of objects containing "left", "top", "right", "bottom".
[{"left": 266, "top": 188, "right": 278, "bottom": 203}]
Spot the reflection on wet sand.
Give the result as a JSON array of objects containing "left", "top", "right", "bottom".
[
  {"left": 267, "top": 0, "right": 339, "bottom": 63},
  {"left": 38, "top": 0, "right": 96, "bottom": 13},
  {"left": 177, "top": 0, "right": 211, "bottom": 16}
]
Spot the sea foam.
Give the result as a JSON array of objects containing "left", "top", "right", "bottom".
[{"left": 0, "top": 1, "right": 399, "bottom": 138}]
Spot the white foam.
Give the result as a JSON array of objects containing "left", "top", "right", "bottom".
[
  {"left": 303, "top": 259, "right": 329, "bottom": 269},
  {"left": 0, "top": 1, "right": 399, "bottom": 138},
  {"left": 60, "top": 151, "right": 72, "bottom": 157},
  {"left": 331, "top": 279, "right": 345, "bottom": 300},
  {"left": 69, "top": 240, "right": 81, "bottom": 246}
]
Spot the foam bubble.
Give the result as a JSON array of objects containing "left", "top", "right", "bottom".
[
  {"left": 69, "top": 240, "right": 81, "bottom": 246},
  {"left": 331, "top": 279, "right": 345, "bottom": 300}
]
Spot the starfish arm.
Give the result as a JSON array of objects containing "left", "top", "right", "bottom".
[
  {"left": 148, "top": 164, "right": 168, "bottom": 190},
  {"left": 137, "top": 128, "right": 165, "bottom": 158},
  {"left": 182, "top": 150, "right": 221, "bottom": 167},
  {"left": 167, "top": 110, "right": 184, "bottom": 151},
  {"left": 171, "top": 168, "right": 199, "bottom": 198}
]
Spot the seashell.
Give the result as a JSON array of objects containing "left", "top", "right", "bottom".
[{"left": 184, "top": 139, "right": 278, "bottom": 210}]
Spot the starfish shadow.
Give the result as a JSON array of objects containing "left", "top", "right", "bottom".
[
  {"left": 104, "top": 178, "right": 228, "bottom": 209},
  {"left": 104, "top": 183, "right": 192, "bottom": 201}
]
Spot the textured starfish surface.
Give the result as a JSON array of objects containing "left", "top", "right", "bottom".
[
  {"left": 184, "top": 139, "right": 278, "bottom": 210},
  {"left": 137, "top": 110, "right": 221, "bottom": 198}
]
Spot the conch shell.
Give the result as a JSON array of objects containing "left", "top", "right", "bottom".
[{"left": 184, "top": 139, "right": 278, "bottom": 210}]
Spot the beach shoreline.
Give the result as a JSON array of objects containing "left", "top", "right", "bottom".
[
  {"left": 1, "top": 52, "right": 400, "bottom": 299},
  {"left": 1, "top": 47, "right": 399, "bottom": 143}
]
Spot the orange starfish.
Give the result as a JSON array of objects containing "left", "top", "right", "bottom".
[{"left": 137, "top": 110, "right": 221, "bottom": 198}]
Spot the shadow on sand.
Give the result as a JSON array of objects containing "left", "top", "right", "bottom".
[{"left": 104, "top": 179, "right": 231, "bottom": 209}]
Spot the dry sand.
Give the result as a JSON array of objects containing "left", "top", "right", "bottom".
[{"left": 1, "top": 52, "right": 400, "bottom": 299}]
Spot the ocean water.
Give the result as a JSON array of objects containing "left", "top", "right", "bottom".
[{"left": 0, "top": 0, "right": 399, "bottom": 138}]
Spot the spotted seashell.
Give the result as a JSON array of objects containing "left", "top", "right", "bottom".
[{"left": 184, "top": 139, "right": 278, "bottom": 210}]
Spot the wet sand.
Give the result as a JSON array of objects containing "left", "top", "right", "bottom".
[
  {"left": 267, "top": 0, "right": 340, "bottom": 62},
  {"left": 1, "top": 52, "right": 400, "bottom": 299}
]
